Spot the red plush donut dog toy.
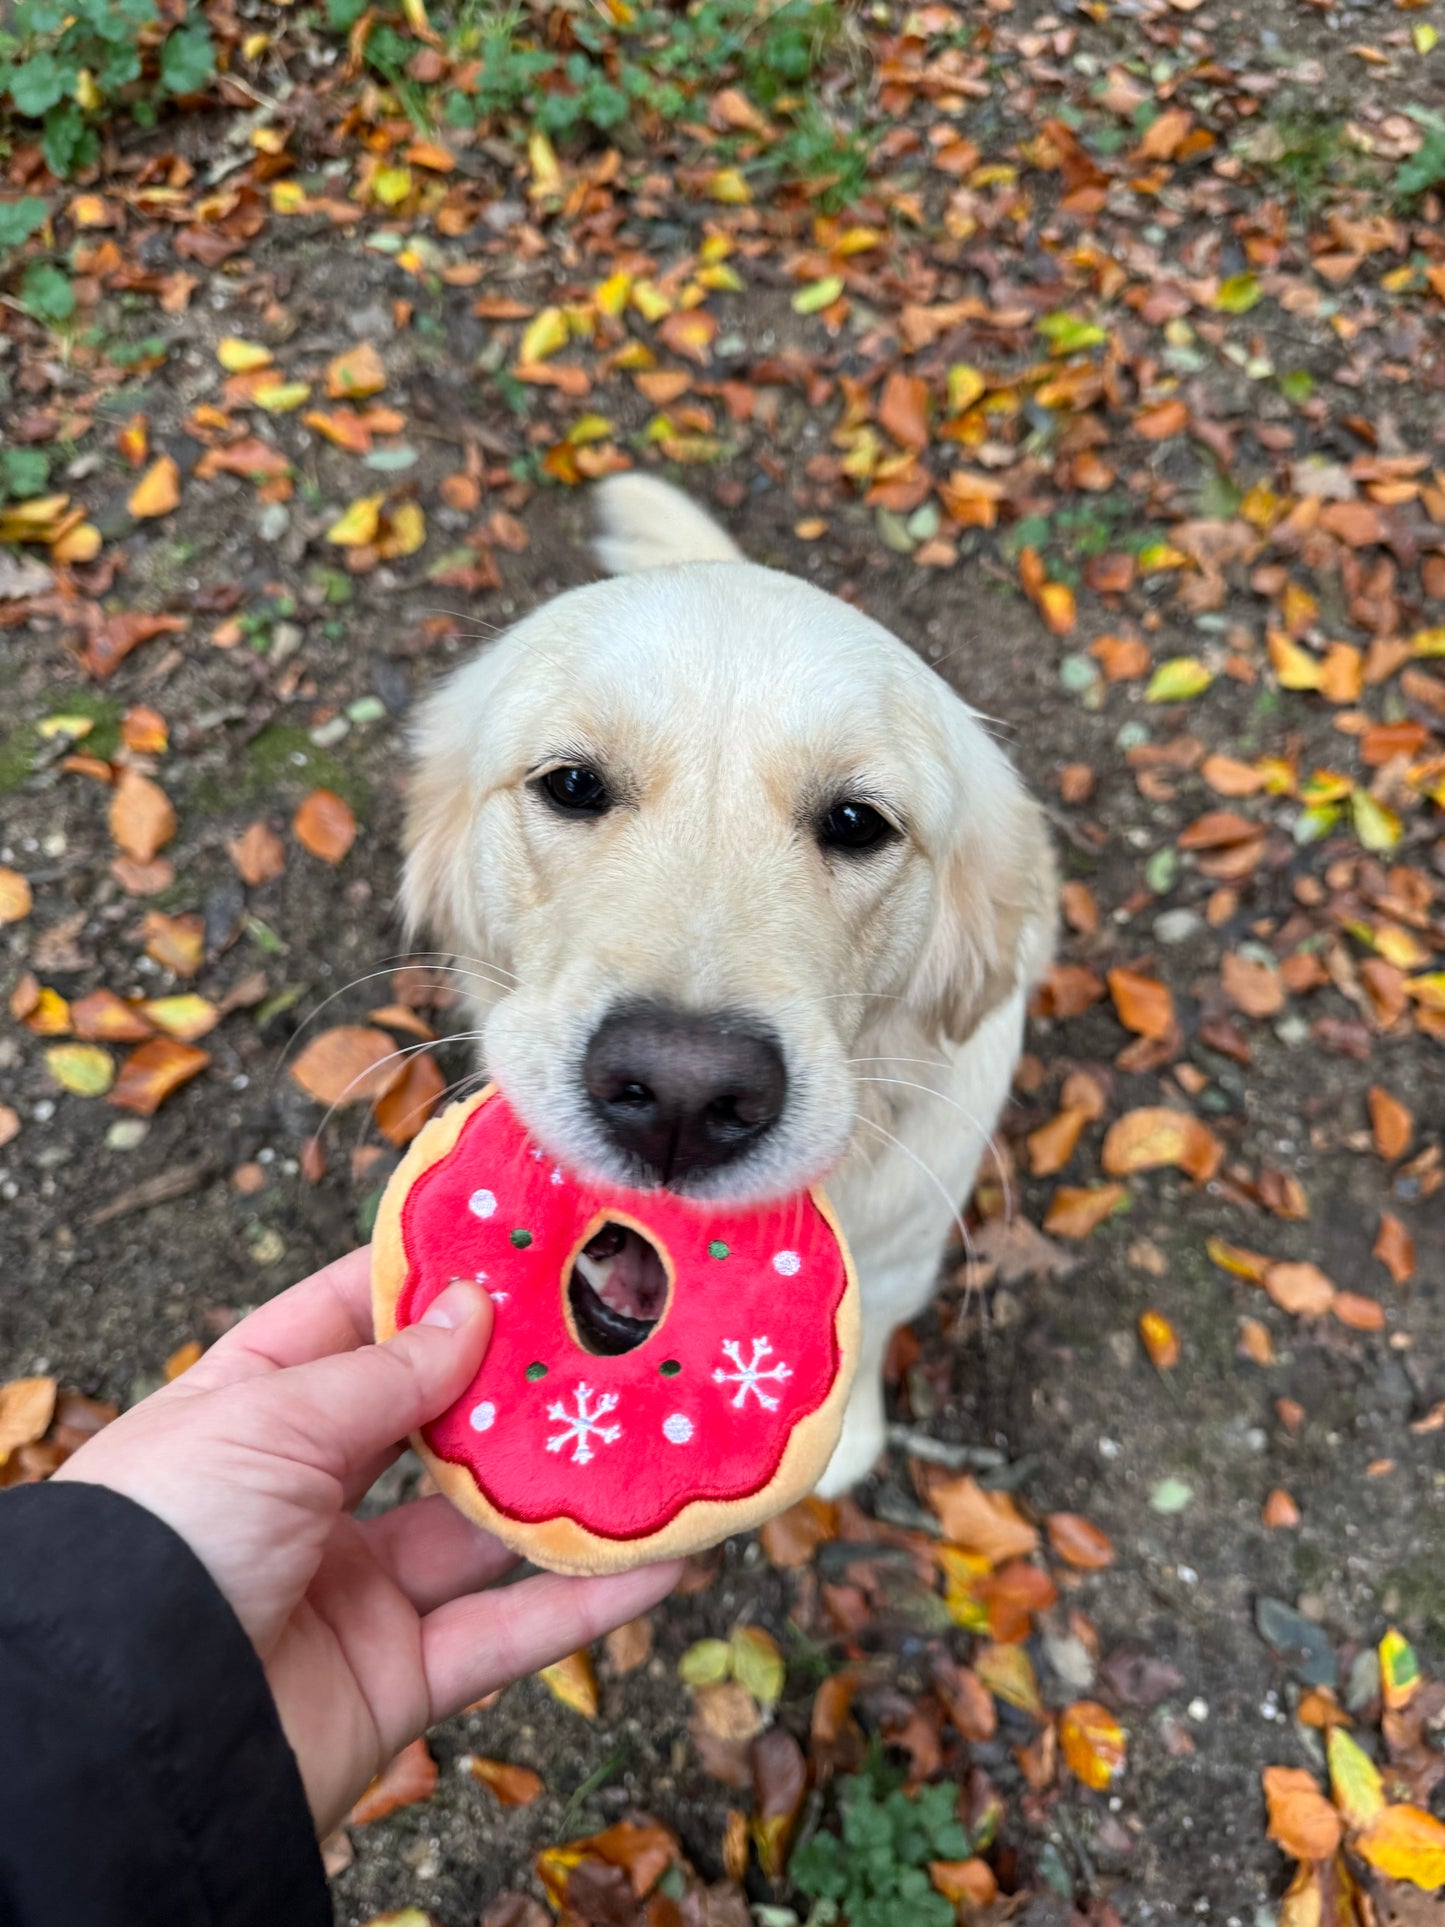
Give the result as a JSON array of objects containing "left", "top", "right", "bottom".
[{"left": 372, "top": 1086, "right": 859, "bottom": 1575}]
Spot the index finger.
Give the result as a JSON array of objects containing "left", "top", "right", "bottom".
[{"left": 181, "top": 1246, "right": 376, "bottom": 1391}]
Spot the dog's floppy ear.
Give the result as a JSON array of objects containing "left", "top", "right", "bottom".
[
  {"left": 908, "top": 738, "right": 1055, "bottom": 1045},
  {"left": 400, "top": 661, "right": 494, "bottom": 960}
]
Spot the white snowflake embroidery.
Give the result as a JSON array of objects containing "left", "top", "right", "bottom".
[
  {"left": 772, "top": 1250, "right": 801, "bottom": 1276},
  {"left": 468, "top": 1188, "right": 496, "bottom": 1219},
  {"left": 546, "top": 1383, "right": 622, "bottom": 1465},
  {"left": 470, "top": 1400, "right": 496, "bottom": 1432},
  {"left": 712, "top": 1337, "right": 792, "bottom": 1411},
  {"left": 663, "top": 1412, "right": 693, "bottom": 1444}
]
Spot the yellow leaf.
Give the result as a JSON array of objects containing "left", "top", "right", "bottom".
[
  {"left": 696, "top": 262, "right": 745, "bottom": 293},
  {"left": 1269, "top": 629, "right": 1324, "bottom": 690},
  {"left": 1326, "top": 1727, "right": 1385, "bottom": 1830},
  {"left": 74, "top": 68, "right": 100, "bottom": 110},
  {"left": 1356, "top": 1804, "right": 1445, "bottom": 1889},
  {"left": 1351, "top": 789, "right": 1401, "bottom": 852},
  {"left": 51, "top": 519, "right": 101, "bottom": 563},
  {"left": 1145, "top": 656, "right": 1213, "bottom": 702},
  {"left": 1414, "top": 21, "right": 1438, "bottom": 52},
  {"left": 527, "top": 128, "right": 561, "bottom": 199},
  {"left": 678, "top": 1638, "right": 733, "bottom": 1687},
  {"left": 947, "top": 363, "right": 986, "bottom": 412},
  {"left": 36, "top": 714, "right": 93, "bottom": 741},
  {"left": 631, "top": 280, "right": 672, "bottom": 323},
  {"left": 45, "top": 1042, "right": 115, "bottom": 1097},
  {"left": 271, "top": 180, "right": 307, "bottom": 214},
  {"left": 326, "top": 493, "right": 384, "bottom": 547},
  {"left": 566, "top": 414, "right": 615, "bottom": 445},
  {"left": 706, "top": 166, "right": 752, "bottom": 204},
  {"left": 730, "top": 1626, "right": 785, "bottom": 1705},
  {"left": 326, "top": 341, "right": 386, "bottom": 400},
  {"left": 217, "top": 337, "right": 273, "bottom": 373},
  {"left": 128, "top": 455, "right": 181, "bottom": 520},
  {"left": 519, "top": 306, "right": 569, "bottom": 364},
  {"left": 793, "top": 275, "right": 844, "bottom": 314},
  {"left": 141, "top": 994, "right": 220, "bottom": 1043},
  {"left": 253, "top": 380, "right": 311, "bottom": 413},
  {"left": 539, "top": 1649, "right": 598, "bottom": 1717},
  {"left": 1380, "top": 1627, "right": 1421, "bottom": 1708},
  {"left": 594, "top": 270, "right": 632, "bottom": 317},
  {"left": 1410, "top": 626, "right": 1445, "bottom": 657},
  {"left": 370, "top": 165, "right": 412, "bottom": 207},
  {"left": 25, "top": 986, "right": 72, "bottom": 1035},
  {"left": 1060, "top": 1701, "right": 1128, "bottom": 1790},
  {"left": 377, "top": 500, "right": 425, "bottom": 560},
  {"left": 937, "top": 1544, "right": 991, "bottom": 1630},
  {"left": 974, "top": 1641, "right": 1041, "bottom": 1716}
]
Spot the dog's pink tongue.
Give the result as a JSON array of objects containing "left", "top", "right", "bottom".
[{"left": 587, "top": 1226, "right": 669, "bottom": 1322}]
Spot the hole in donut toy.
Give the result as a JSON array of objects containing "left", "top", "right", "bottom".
[{"left": 567, "top": 1218, "right": 672, "bottom": 1357}]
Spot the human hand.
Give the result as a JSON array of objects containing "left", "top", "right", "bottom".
[{"left": 53, "top": 1247, "right": 680, "bottom": 1835}]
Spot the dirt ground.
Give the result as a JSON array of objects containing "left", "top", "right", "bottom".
[{"left": 3, "top": 2, "right": 1445, "bottom": 1919}]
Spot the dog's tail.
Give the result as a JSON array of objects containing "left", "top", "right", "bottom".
[{"left": 592, "top": 474, "right": 743, "bottom": 574}]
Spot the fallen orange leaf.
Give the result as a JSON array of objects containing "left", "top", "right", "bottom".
[
  {"left": 1333, "top": 1291, "right": 1386, "bottom": 1332},
  {"left": 347, "top": 1739, "right": 437, "bottom": 1825},
  {"left": 227, "top": 821, "right": 286, "bottom": 885},
  {"left": 109, "top": 769, "right": 176, "bottom": 863},
  {"left": 877, "top": 371, "right": 931, "bottom": 451},
  {"left": 540, "top": 1649, "right": 599, "bottom": 1717},
  {"left": 1262, "top": 1765, "right": 1341, "bottom": 1859},
  {"left": 1355, "top": 1803, "right": 1445, "bottom": 1889},
  {"left": 71, "top": 989, "right": 154, "bottom": 1043},
  {"left": 0, "top": 866, "right": 31, "bottom": 925},
  {"left": 1059, "top": 1702, "right": 1127, "bottom": 1790},
  {"left": 469, "top": 1756, "right": 545, "bottom": 1806},
  {"left": 164, "top": 1339, "right": 202, "bottom": 1380},
  {"left": 1108, "top": 966, "right": 1175, "bottom": 1039},
  {"left": 326, "top": 340, "right": 386, "bottom": 400},
  {"left": 0, "top": 1377, "right": 57, "bottom": 1462},
  {"left": 109, "top": 1038, "right": 210, "bottom": 1115},
  {"left": 142, "top": 911, "right": 204, "bottom": 977},
  {"left": 1221, "top": 951, "right": 1285, "bottom": 1019},
  {"left": 1026, "top": 1105, "right": 1089, "bottom": 1177},
  {"left": 1138, "top": 1310, "right": 1180, "bottom": 1369},
  {"left": 1367, "top": 1085, "right": 1412, "bottom": 1160},
  {"left": 293, "top": 788, "right": 356, "bottom": 863},
  {"left": 290, "top": 1026, "right": 403, "bottom": 1107},
  {"left": 1044, "top": 1183, "right": 1129, "bottom": 1238},
  {"left": 1263, "top": 1261, "right": 1336, "bottom": 1319},
  {"left": 1373, "top": 1212, "right": 1415, "bottom": 1285},
  {"left": 373, "top": 1051, "right": 445, "bottom": 1145},
  {"left": 1045, "top": 1512, "right": 1115, "bottom": 1570},
  {"left": 1102, "top": 1108, "right": 1223, "bottom": 1182},
  {"left": 1262, "top": 1487, "right": 1300, "bottom": 1528},
  {"left": 128, "top": 454, "right": 181, "bottom": 519},
  {"left": 930, "top": 1473, "right": 1039, "bottom": 1565},
  {"left": 928, "top": 1860, "right": 996, "bottom": 1906}
]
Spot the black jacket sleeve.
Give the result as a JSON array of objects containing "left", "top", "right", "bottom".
[{"left": 0, "top": 1481, "right": 331, "bottom": 1927}]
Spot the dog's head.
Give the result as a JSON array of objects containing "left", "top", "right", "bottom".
[{"left": 404, "top": 558, "right": 1051, "bottom": 1205}]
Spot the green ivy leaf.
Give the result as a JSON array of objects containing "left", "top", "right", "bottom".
[
  {"left": 41, "top": 101, "right": 95, "bottom": 178},
  {"left": 20, "top": 259, "right": 75, "bottom": 323},
  {"left": 9, "top": 51, "right": 66, "bottom": 114},
  {"left": 159, "top": 22, "right": 213, "bottom": 95},
  {"left": 0, "top": 447, "right": 51, "bottom": 499},
  {"left": 0, "top": 195, "right": 50, "bottom": 259}
]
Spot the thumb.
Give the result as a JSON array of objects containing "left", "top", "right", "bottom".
[{"left": 270, "top": 1277, "right": 493, "bottom": 1478}]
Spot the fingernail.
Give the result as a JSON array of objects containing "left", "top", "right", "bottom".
[{"left": 420, "top": 1277, "right": 483, "bottom": 1330}]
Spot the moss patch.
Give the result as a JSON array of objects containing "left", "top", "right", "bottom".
[{"left": 185, "top": 723, "right": 371, "bottom": 817}]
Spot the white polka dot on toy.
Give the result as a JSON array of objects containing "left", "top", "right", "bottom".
[
  {"left": 772, "top": 1250, "right": 801, "bottom": 1276},
  {"left": 663, "top": 1412, "right": 693, "bottom": 1444},
  {"left": 469, "top": 1400, "right": 496, "bottom": 1432},
  {"left": 468, "top": 1188, "right": 496, "bottom": 1220}
]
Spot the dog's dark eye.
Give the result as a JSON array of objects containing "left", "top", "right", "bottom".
[
  {"left": 539, "top": 765, "right": 610, "bottom": 815},
  {"left": 818, "top": 799, "right": 895, "bottom": 854}
]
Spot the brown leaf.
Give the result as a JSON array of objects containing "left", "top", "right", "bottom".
[
  {"left": 1044, "top": 1182, "right": 1129, "bottom": 1238},
  {"left": 0, "top": 867, "right": 33, "bottom": 925},
  {"left": 1373, "top": 1211, "right": 1415, "bottom": 1285},
  {"left": 759, "top": 1495, "right": 837, "bottom": 1568},
  {"left": 1368, "top": 1085, "right": 1412, "bottom": 1160},
  {"left": 1134, "top": 105, "right": 1193, "bottom": 160},
  {"left": 1201, "top": 754, "right": 1264, "bottom": 797},
  {"left": 347, "top": 1738, "right": 437, "bottom": 1825},
  {"left": 0, "top": 1105, "right": 19, "bottom": 1150},
  {"left": 0, "top": 1377, "right": 57, "bottom": 1462},
  {"left": 121, "top": 706, "right": 168, "bottom": 755},
  {"left": 1091, "top": 634, "right": 1150, "bottom": 681},
  {"left": 1221, "top": 952, "right": 1285, "bottom": 1019},
  {"left": 1263, "top": 1261, "right": 1336, "bottom": 1318},
  {"left": 290, "top": 1026, "right": 403, "bottom": 1107},
  {"left": 1059, "top": 880, "right": 1098, "bottom": 934},
  {"left": 1135, "top": 397, "right": 1189, "bottom": 440},
  {"left": 1102, "top": 1108, "right": 1223, "bottom": 1182},
  {"left": 938, "top": 1665, "right": 996, "bottom": 1741},
  {"left": 1262, "top": 1764, "right": 1341, "bottom": 1859},
  {"left": 469, "top": 1757, "right": 544, "bottom": 1806},
  {"left": 111, "top": 856, "right": 175, "bottom": 897},
  {"left": 972, "top": 1215, "right": 1078, "bottom": 1280},
  {"left": 1027, "top": 1105, "right": 1089, "bottom": 1177},
  {"left": 82, "top": 611, "right": 186, "bottom": 680},
  {"left": 1046, "top": 1512, "right": 1115, "bottom": 1570},
  {"left": 326, "top": 341, "right": 387, "bottom": 400},
  {"left": 110, "top": 1038, "right": 210, "bottom": 1115},
  {"left": 1138, "top": 1309, "right": 1181, "bottom": 1369},
  {"left": 109, "top": 769, "right": 176, "bottom": 863},
  {"left": 1262, "top": 1487, "right": 1300, "bottom": 1528},
  {"left": 1108, "top": 966, "right": 1175, "bottom": 1039},
  {"left": 602, "top": 1618, "right": 654, "bottom": 1676},
  {"left": 128, "top": 455, "right": 181, "bottom": 519},
  {"left": 1333, "top": 1291, "right": 1386, "bottom": 1331},
  {"left": 142, "top": 911, "right": 205, "bottom": 977},
  {"left": 877, "top": 372, "right": 931, "bottom": 451},
  {"left": 227, "top": 821, "right": 286, "bottom": 885},
  {"left": 930, "top": 1474, "right": 1039, "bottom": 1565},
  {"left": 929, "top": 1860, "right": 997, "bottom": 1906},
  {"left": 71, "top": 989, "right": 155, "bottom": 1042},
  {"left": 293, "top": 788, "right": 356, "bottom": 863},
  {"left": 1177, "top": 809, "right": 1259, "bottom": 850},
  {"left": 750, "top": 1728, "right": 806, "bottom": 1882},
  {"left": 373, "top": 1051, "right": 445, "bottom": 1145}
]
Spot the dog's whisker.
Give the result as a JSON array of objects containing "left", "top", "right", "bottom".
[
  {"left": 310, "top": 1032, "right": 491, "bottom": 1147},
  {"left": 850, "top": 1074, "right": 1014, "bottom": 1228},
  {"left": 394, "top": 948, "right": 523, "bottom": 988},
  {"left": 852, "top": 1112, "right": 976, "bottom": 1271}
]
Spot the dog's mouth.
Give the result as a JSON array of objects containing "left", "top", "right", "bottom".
[{"left": 568, "top": 1222, "right": 670, "bottom": 1355}]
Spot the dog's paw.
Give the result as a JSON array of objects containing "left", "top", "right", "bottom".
[{"left": 815, "top": 1399, "right": 887, "bottom": 1497}]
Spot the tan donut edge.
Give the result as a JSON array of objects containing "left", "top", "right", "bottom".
[{"left": 371, "top": 1088, "right": 861, "bottom": 1577}]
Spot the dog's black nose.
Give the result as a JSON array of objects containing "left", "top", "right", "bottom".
[{"left": 583, "top": 1004, "right": 787, "bottom": 1184}]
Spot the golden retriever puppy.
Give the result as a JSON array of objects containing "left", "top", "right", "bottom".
[{"left": 403, "top": 475, "right": 1054, "bottom": 1493}]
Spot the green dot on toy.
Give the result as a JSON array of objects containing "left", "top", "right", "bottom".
[
  {"left": 708, "top": 1240, "right": 729, "bottom": 1260},
  {"left": 660, "top": 1359, "right": 681, "bottom": 1377},
  {"left": 510, "top": 1228, "right": 533, "bottom": 1248},
  {"left": 525, "top": 1361, "right": 547, "bottom": 1381}
]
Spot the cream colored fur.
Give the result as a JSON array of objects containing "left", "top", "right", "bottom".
[{"left": 403, "top": 477, "right": 1055, "bottom": 1495}]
